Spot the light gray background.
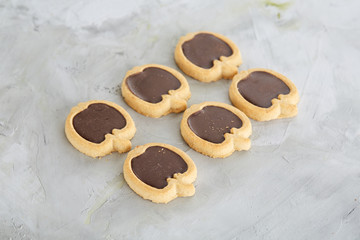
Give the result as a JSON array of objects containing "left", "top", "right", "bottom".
[{"left": 1, "top": 0, "right": 359, "bottom": 239}]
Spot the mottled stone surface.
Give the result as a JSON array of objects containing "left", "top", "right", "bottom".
[{"left": 0, "top": 0, "right": 359, "bottom": 239}]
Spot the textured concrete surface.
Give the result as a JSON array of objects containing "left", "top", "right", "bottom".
[{"left": 0, "top": 0, "right": 359, "bottom": 239}]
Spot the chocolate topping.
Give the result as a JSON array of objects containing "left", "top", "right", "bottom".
[
  {"left": 73, "top": 103, "right": 126, "bottom": 143},
  {"left": 126, "top": 67, "right": 181, "bottom": 103},
  {"left": 187, "top": 106, "right": 242, "bottom": 144},
  {"left": 182, "top": 33, "right": 233, "bottom": 69},
  {"left": 131, "top": 146, "right": 188, "bottom": 189},
  {"left": 237, "top": 71, "right": 290, "bottom": 108}
]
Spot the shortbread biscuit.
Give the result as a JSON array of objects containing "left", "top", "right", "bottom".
[
  {"left": 174, "top": 31, "right": 242, "bottom": 82},
  {"left": 180, "top": 102, "right": 251, "bottom": 158},
  {"left": 65, "top": 100, "right": 136, "bottom": 158},
  {"left": 123, "top": 143, "right": 197, "bottom": 203},
  {"left": 229, "top": 68, "right": 299, "bottom": 121},
  {"left": 121, "top": 64, "right": 190, "bottom": 118}
]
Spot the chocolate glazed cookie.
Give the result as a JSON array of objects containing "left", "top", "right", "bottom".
[
  {"left": 122, "top": 64, "right": 191, "bottom": 118},
  {"left": 181, "top": 101, "right": 252, "bottom": 158},
  {"left": 72, "top": 103, "right": 127, "bottom": 143},
  {"left": 175, "top": 31, "right": 242, "bottom": 82},
  {"left": 187, "top": 106, "right": 243, "bottom": 144},
  {"left": 123, "top": 143, "right": 197, "bottom": 203},
  {"left": 229, "top": 68, "right": 299, "bottom": 121},
  {"left": 65, "top": 100, "right": 136, "bottom": 158},
  {"left": 182, "top": 33, "right": 233, "bottom": 69}
]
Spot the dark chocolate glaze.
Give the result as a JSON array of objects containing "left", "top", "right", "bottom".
[
  {"left": 126, "top": 67, "right": 181, "bottom": 103},
  {"left": 182, "top": 33, "right": 233, "bottom": 69},
  {"left": 187, "top": 106, "right": 242, "bottom": 144},
  {"left": 131, "top": 146, "right": 188, "bottom": 189},
  {"left": 73, "top": 103, "right": 126, "bottom": 143},
  {"left": 237, "top": 71, "right": 290, "bottom": 108}
]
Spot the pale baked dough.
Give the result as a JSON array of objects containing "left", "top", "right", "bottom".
[
  {"left": 180, "top": 101, "right": 252, "bottom": 158},
  {"left": 121, "top": 64, "right": 191, "bottom": 118},
  {"left": 123, "top": 143, "right": 197, "bottom": 204},
  {"left": 174, "top": 31, "right": 242, "bottom": 82},
  {"left": 65, "top": 100, "right": 136, "bottom": 158},
  {"left": 229, "top": 68, "right": 299, "bottom": 121}
]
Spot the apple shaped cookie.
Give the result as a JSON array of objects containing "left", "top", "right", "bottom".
[
  {"left": 229, "top": 68, "right": 299, "bottom": 121},
  {"left": 123, "top": 143, "right": 197, "bottom": 203},
  {"left": 181, "top": 102, "right": 251, "bottom": 158},
  {"left": 65, "top": 100, "right": 136, "bottom": 158},
  {"left": 121, "top": 64, "right": 190, "bottom": 118},
  {"left": 174, "top": 31, "right": 242, "bottom": 82}
]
